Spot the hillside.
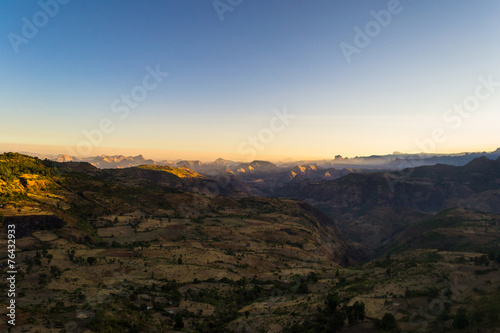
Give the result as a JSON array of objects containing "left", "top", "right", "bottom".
[
  {"left": 0, "top": 153, "right": 359, "bottom": 332},
  {"left": 2, "top": 153, "right": 500, "bottom": 332},
  {"left": 387, "top": 208, "right": 500, "bottom": 255},
  {"left": 273, "top": 156, "right": 500, "bottom": 256}
]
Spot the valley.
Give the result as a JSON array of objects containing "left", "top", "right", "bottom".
[{"left": 1, "top": 152, "right": 500, "bottom": 332}]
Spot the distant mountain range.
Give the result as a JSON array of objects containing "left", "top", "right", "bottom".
[
  {"left": 2, "top": 152, "right": 500, "bottom": 331},
  {"left": 11, "top": 149, "right": 499, "bottom": 203},
  {"left": 19, "top": 147, "right": 500, "bottom": 170},
  {"left": 273, "top": 155, "right": 500, "bottom": 257},
  {"left": 7, "top": 150, "right": 500, "bottom": 259}
]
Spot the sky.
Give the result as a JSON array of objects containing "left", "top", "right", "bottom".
[{"left": 1, "top": 0, "right": 499, "bottom": 162}]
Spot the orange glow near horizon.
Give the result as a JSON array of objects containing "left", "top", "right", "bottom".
[{"left": 1, "top": 141, "right": 499, "bottom": 164}]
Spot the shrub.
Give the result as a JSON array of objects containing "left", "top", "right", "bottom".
[
  {"left": 376, "top": 313, "right": 398, "bottom": 331},
  {"left": 453, "top": 308, "right": 469, "bottom": 329}
]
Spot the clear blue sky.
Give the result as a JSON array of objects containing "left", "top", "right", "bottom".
[{"left": 1, "top": 0, "right": 499, "bottom": 161}]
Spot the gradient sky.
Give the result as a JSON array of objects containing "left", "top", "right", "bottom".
[{"left": 1, "top": 0, "right": 499, "bottom": 162}]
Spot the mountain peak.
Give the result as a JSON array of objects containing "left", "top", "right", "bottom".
[
  {"left": 465, "top": 155, "right": 491, "bottom": 165},
  {"left": 462, "top": 156, "right": 500, "bottom": 174},
  {"left": 250, "top": 160, "right": 277, "bottom": 166}
]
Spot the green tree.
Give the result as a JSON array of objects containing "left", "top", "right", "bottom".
[
  {"left": 173, "top": 315, "right": 184, "bottom": 330},
  {"left": 379, "top": 313, "right": 397, "bottom": 330},
  {"left": 50, "top": 266, "right": 62, "bottom": 279},
  {"left": 38, "top": 273, "right": 49, "bottom": 286},
  {"left": 296, "top": 279, "right": 309, "bottom": 294},
  {"left": 87, "top": 257, "right": 97, "bottom": 265},
  {"left": 351, "top": 301, "right": 365, "bottom": 324},
  {"left": 453, "top": 308, "right": 469, "bottom": 329}
]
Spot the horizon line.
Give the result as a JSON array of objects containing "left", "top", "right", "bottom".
[{"left": 1, "top": 143, "right": 499, "bottom": 164}]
